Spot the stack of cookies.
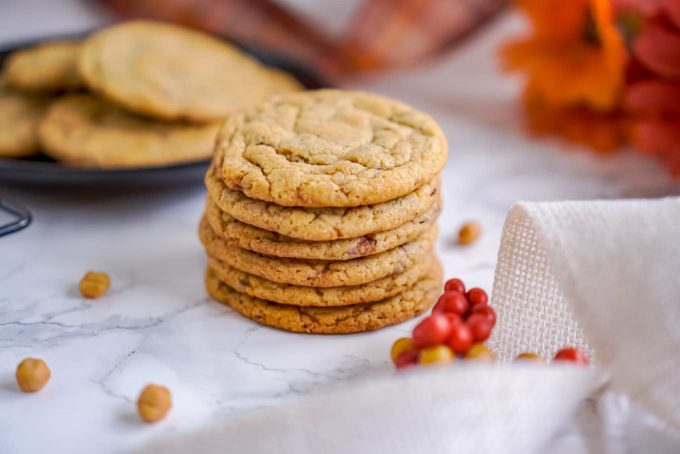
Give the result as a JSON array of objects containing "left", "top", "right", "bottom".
[
  {"left": 200, "top": 90, "right": 448, "bottom": 334},
  {"left": 0, "top": 21, "right": 301, "bottom": 167}
]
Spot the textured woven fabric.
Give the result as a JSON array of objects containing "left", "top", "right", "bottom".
[
  {"left": 490, "top": 205, "right": 591, "bottom": 361},
  {"left": 492, "top": 198, "right": 680, "bottom": 429}
]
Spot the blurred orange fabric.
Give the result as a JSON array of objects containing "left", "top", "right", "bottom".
[{"left": 101, "top": 0, "right": 508, "bottom": 79}]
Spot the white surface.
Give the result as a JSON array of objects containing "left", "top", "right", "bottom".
[{"left": 1, "top": 2, "right": 679, "bottom": 453}]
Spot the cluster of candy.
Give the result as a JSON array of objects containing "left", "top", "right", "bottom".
[
  {"left": 391, "top": 278, "right": 496, "bottom": 368},
  {"left": 517, "top": 348, "right": 589, "bottom": 365},
  {"left": 390, "top": 277, "right": 590, "bottom": 369}
]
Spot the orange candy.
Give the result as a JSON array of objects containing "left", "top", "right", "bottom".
[
  {"left": 515, "top": 352, "right": 543, "bottom": 362},
  {"left": 418, "top": 345, "right": 454, "bottom": 365},
  {"left": 390, "top": 337, "right": 415, "bottom": 363},
  {"left": 464, "top": 343, "right": 494, "bottom": 361}
]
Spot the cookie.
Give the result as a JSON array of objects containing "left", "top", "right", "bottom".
[
  {"left": 0, "top": 84, "right": 51, "bottom": 158},
  {"left": 205, "top": 165, "right": 440, "bottom": 241},
  {"left": 199, "top": 217, "right": 437, "bottom": 287},
  {"left": 78, "top": 21, "right": 302, "bottom": 122},
  {"left": 205, "top": 261, "right": 442, "bottom": 334},
  {"left": 213, "top": 89, "right": 448, "bottom": 207},
  {"left": 3, "top": 41, "right": 82, "bottom": 92},
  {"left": 205, "top": 197, "right": 440, "bottom": 260},
  {"left": 38, "top": 94, "right": 220, "bottom": 167},
  {"left": 208, "top": 253, "right": 435, "bottom": 306}
]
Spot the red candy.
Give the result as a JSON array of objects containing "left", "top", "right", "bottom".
[
  {"left": 394, "top": 349, "right": 419, "bottom": 369},
  {"left": 392, "top": 276, "right": 500, "bottom": 370},
  {"left": 412, "top": 315, "right": 451, "bottom": 348},
  {"left": 443, "top": 312, "right": 461, "bottom": 326},
  {"left": 446, "top": 321, "right": 474, "bottom": 354},
  {"left": 470, "top": 306, "right": 496, "bottom": 326},
  {"left": 554, "top": 347, "right": 589, "bottom": 365},
  {"left": 466, "top": 288, "right": 488, "bottom": 307},
  {"left": 444, "top": 278, "right": 466, "bottom": 294},
  {"left": 467, "top": 314, "right": 494, "bottom": 342},
  {"left": 432, "top": 291, "right": 468, "bottom": 316}
]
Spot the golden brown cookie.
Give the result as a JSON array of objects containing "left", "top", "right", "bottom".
[
  {"left": 3, "top": 41, "right": 82, "bottom": 92},
  {"left": 205, "top": 261, "right": 442, "bottom": 334},
  {"left": 0, "top": 83, "right": 51, "bottom": 158},
  {"left": 199, "top": 217, "right": 437, "bottom": 287},
  {"left": 204, "top": 197, "right": 440, "bottom": 260},
  {"left": 205, "top": 165, "right": 440, "bottom": 241},
  {"left": 38, "top": 94, "right": 220, "bottom": 167},
  {"left": 208, "top": 253, "right": 435, "bottom": 306},
  {"left": 78, "top": 21, "right": 302, "bottom": 122},
  {"left": 214, "top": 89, "right": 448, "bottom": 207}
]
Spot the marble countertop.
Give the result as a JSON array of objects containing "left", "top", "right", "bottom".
[{"left": 1, "top": 3, "right": 678, "bottom": 453}]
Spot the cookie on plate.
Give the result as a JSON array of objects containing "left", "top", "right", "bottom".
[
  {"left": 39, "top": 94, "right": 220, "bottom": 167},
  {"left": 204, "top": 197, "right": 440, "bottom": 260},
  {"left": 213, "top": 89, "right": 448, "bottom": 207},
  {"left": 205, "top": 261, "right": 442, "bottom": 334},
  {"left": 3, "top": 41, "right": 82, "bottom": 92},
  {"left": 78, "top": 21, "right": 302, "bottom": 122},
  {"left": 199, "top": 217, "right": 437, "bottom": 287},
  {"left": 208, "top": 254, "right": 436, "bottom": 307},
  {"left": 205, "top": 165, "right": 440, "bottom": 241},
  {"left": 0, "top": 83, "right": 51, "bottom": 158}
]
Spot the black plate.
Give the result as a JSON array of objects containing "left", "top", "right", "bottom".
[{"left": 0, "top": 34, "right": 329, "bottom": 189}]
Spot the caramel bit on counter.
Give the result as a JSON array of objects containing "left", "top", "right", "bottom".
[
  {"left": 16, "top": 357, "right": 51, "bottom": 392},
  {"left": 137, "top": 384, "right": 172, "bottom": 423},
  {"left": 79, "top": 271, "right": 110, "bottom": 298},
  {"left": 457, "top": 221, "right": 482, "bottom": 245}
]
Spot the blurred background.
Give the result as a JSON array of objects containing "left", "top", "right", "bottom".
[
  {"left": 0, "top": 0, "right": 508, "bottom": 77},
  {"left": 2, "top": 0, "right": 680, "bottom": 190}
]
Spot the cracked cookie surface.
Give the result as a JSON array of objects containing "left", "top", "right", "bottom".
[
  {"left": 78, "top": 21, "right": 302, "bottom": 122},
  {"left": 205, "top": 262, "right": 442, "bottom": 333},
  {"left": 4, "top": 41, "right": 82, "bottom": 92},
  {"left": 199, "top": 217, "right": 437, "bottom": 287},
  {"left": 208, "top": 253, "right": 436, "bottom": 306},
  {"left": 205, "top": 196, "right": 440, "bottom": 260},
  {"left": 39, "top": 94, "right": 220, "bottom": 167},
  {"left": 205, "top": 165, "right": 440, "bottom": 241},
  {"left": 214, "top": 89, "right": 448, "bottom": 207}
]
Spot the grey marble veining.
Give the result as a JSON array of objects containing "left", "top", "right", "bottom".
[{"left": 1, "top": 5, "right": 679, "bottom": 453}]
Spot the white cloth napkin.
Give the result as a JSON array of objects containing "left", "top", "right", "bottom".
[
  {"left": 492, "top": 198, "right": 680, "bottom": 429},
  {"left": 146, "top": 198, "right": 680, "bottom": 453}
]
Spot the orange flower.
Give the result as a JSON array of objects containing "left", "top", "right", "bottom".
[
  {"left": 525, "top": 99, "right": 626, "bottom": 153},
  {"left": 501, "top": 0, "right": 627, "bottom": 111},
  {"left": 623, "top": 0, "right": 680, "bottom": 176}
]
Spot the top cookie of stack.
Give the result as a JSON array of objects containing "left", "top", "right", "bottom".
[
  {"left": 0, "top": 21, "right": 302, "bottom": 167},
  {"left": 202, "top": 89, "right": 448, "bottom": 333}
]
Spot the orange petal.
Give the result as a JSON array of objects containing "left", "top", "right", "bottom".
[
  {"left": 664, "top": 0, "right": 680, "bottom": 30},
  {"left": 664, "top": 153, "right": 680, "bottom": 177},
  {"left": 614, "top": 0, "right": 664, "bottom": 15},
  {"left": 625, "top": 80, "right": 680, "bottom": 115},
  {"left": 633, "top": 21, "right": 680, "bottom": 79},
  {"left": 630, "top": 120, "right": 680, "bottom": 155},
  {"left": 516, "top": 0, "right": 589, "bottom": 40}
]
